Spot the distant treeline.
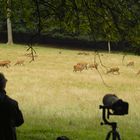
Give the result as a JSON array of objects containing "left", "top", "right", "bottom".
[{"left": 0, "top": 32, "right": 139, "bottom": 54}]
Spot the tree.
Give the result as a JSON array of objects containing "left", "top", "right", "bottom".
[{"left": 7, "top": 0, "right": 13, "bottom": 45}]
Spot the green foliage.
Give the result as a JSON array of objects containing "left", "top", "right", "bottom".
[{"left": 0, "top": 0, "right": 139, "bottom": 46}]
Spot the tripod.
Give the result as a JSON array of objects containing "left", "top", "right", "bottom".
[
  {"left": 100, "top": 105, "right": 121, "bottom": 140},
  {"left": 105, "top": 122, "right": 121, "bottom": 140}
]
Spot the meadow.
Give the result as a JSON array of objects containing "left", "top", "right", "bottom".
[{"left": 0, "top": 44, "right": 140, "bottom": 140}]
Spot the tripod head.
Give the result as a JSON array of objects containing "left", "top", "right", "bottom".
[{"left": 99, "top": 105, "right": 117, "bottom": 129}]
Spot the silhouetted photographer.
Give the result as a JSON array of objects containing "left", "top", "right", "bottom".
[
  {"left": 56, "top": 136, "right": 70, "bottom": 140},
  {"left": 0, "top": 73, "right": 24, "bottom": 140}
]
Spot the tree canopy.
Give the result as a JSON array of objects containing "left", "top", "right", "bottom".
[{"left": 0, "top": 0, "right": 140, "bottom": 46}]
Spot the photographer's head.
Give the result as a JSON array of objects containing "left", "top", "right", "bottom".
[
  {"left": 56, "top": 136, "right": 70, "bottom": 140},
  {"left": 0, "top": 73, "right": 7, "bottom": 90}
]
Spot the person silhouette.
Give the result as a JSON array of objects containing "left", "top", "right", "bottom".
[
  {"left": 56, "top": 136, "right": 70, "bottom": 140},
  {"left": 0, "top": 73, "right": 24, "bottom": 140}
]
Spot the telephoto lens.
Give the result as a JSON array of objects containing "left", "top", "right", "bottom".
[{"left": 103, "top": 94, "right": 129, "bottom": 115}]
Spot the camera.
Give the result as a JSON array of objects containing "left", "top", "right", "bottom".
[{"left": 102, "top": 94, "right": 129, "bottom": 115}]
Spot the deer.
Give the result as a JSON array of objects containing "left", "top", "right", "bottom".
[
  {"left": 77, "top": 52, "right": 89, "bottom": 55},
  {"left": 88, "top": 63, "right": 98, "bottom": 70},
  {"left": 126, "top": 61, "right": 134, "bottom": 67},
  {"left": 106, "top": 67, "right": 120, "bottom": 74},
  {"left": 0, "top": 60, "right": 11, "bottom": 68},
  {"left": 14, "top": 60, "right": 25, "bottom": 66},
  {"left": 77, "top": 62, "right": 88, "bottom": 70},
  {"left": 73, "top": 64, "right": 85, "bottom": 72}
]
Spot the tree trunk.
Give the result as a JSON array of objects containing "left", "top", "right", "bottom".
[
  {"left": 7, "top": 0, "right": 13, "bottom": 45},
  {"left": 108, "top": 41, "right": 111, "bottom": 53}
]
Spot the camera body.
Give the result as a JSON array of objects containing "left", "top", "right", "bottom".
[{"left": 102, "top": 94, "right": 129, "bottom": 115}]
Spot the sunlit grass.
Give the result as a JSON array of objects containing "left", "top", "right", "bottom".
[{"left": 0, "top": 44, "right": 140, "bottom": 140}]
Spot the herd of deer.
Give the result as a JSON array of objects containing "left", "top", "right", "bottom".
[
  {"left": 0, "top": 51, "right": 139, "bottom": 76},
  {"left": 73, "top": 60, "right": 140, "bottom": 75},
  {"left": 73, "top": 61, "right": 119, "bottom": 74},
  {"left": 0, "top": 52, "right": 38, "bottom": 68},
  {"left": 73, "top": 62, "right": 98, "bottom": 72},
  {"left": 0, "top": 60, "right": 25, "bottom": 68}
]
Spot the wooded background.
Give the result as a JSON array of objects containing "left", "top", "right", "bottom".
[{"left": 0, "top": 0, "right": 140, "bottom": 52}]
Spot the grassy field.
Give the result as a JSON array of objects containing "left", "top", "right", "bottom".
[{"left": 0, "top": 44, "right": 140, "bottom": 140}]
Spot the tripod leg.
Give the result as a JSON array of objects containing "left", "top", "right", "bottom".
[
  {"left": 105, "top": 131, "right": 112, "bottom": 140},
  {"left": 112, "top": 131, "right": 121, "bottom": 140},
  {"left": 105, "top": 131, "right": 121, "bottom": 140},
  {"left": 115, "top": 131, "right": 121, "bottom": 140},
  {"left": 113, "top": 131, "right": 117, "bottom": 140}
]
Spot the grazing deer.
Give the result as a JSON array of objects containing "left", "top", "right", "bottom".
[
  {"left": 88, "top": 63, "right": 98, "bottom": 70},
  {"left": 73, "top": 64, "right": 85, "bottom": 72},
  {"left": 106, "top": 67, "right": 120, "bottom": 74},
  {"left": 126, "top": 61, "right": 134, "bottom": 66},
  {"left": 14, "top": 60, "right": 25, "bottom": 66},
  {"left": 77, "top": 52, "right": 89, "bottom": 55},
  {"left": 77, "top": 52, "right": 83, "bottom": 55},
  {"left": 77, "top": 62, "right": 88, "bottom": 69},
  {"left": 0, "top": 60, "right": 11, "bottom": 68}
]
